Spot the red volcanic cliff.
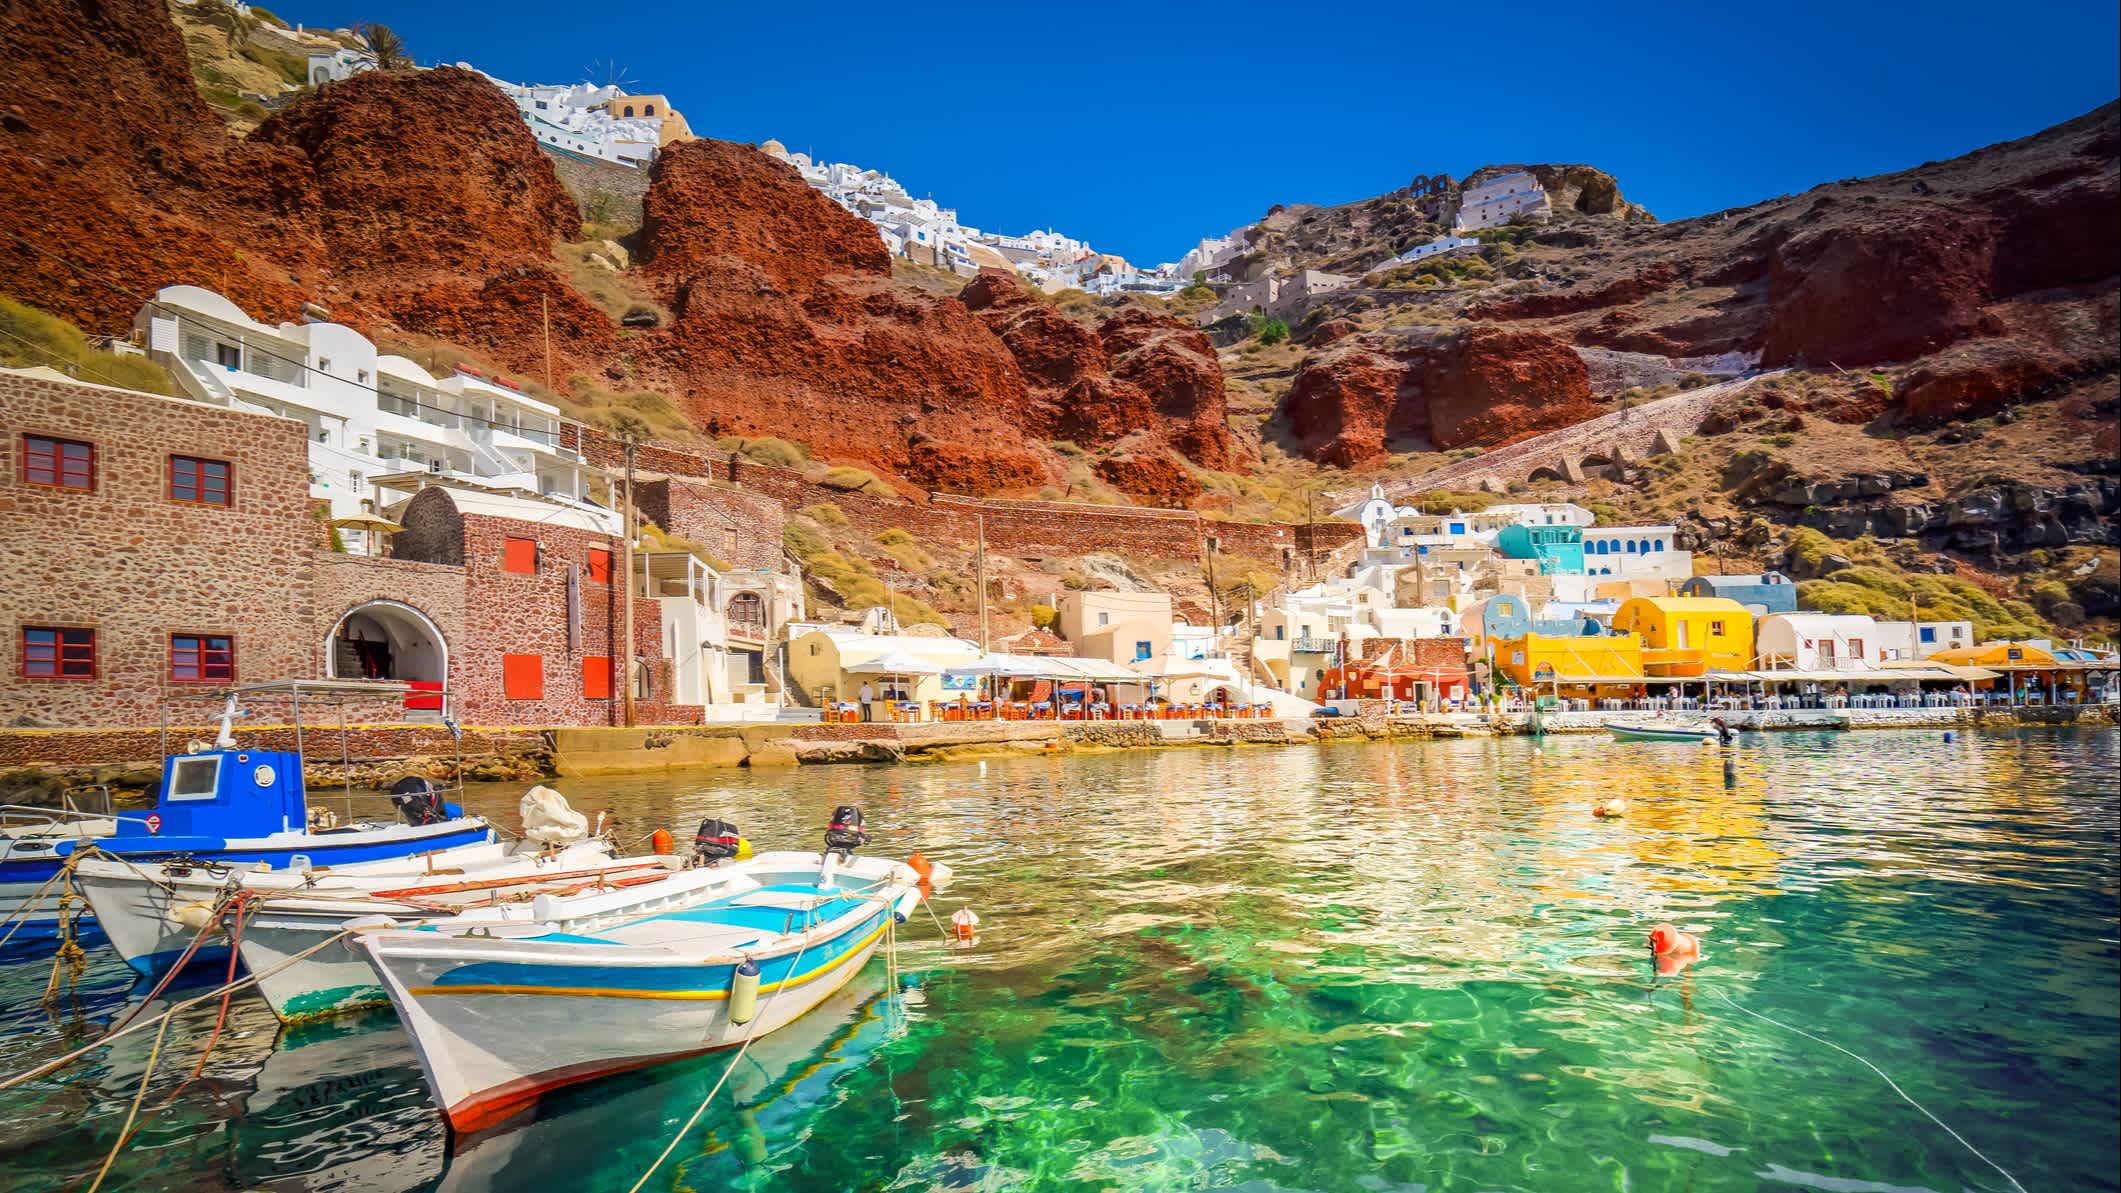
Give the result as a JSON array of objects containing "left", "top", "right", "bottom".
[
  {"left": 1283, "top": 327, "right": 1596, "bottom": 466},
  {"left": 959, "top": 269, "right": 1235, "bottom": 501},
  {"left": 0, "top": 0, "right": 318, "bottom": 326},
  {"left": 0, "top": 0, "right": 1238, "bottom": 501}
]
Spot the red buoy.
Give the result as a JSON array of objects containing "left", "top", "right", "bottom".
[
  {"left": 650, "top": 828, "right": 675, "bottom": 855},
  {"left": 1649, "top": 923, "right": 1702, "bottom": 975}
]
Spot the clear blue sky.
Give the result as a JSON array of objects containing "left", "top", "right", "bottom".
[{"left": 276, "top": 0, "right": 2120, "bottom": 264}]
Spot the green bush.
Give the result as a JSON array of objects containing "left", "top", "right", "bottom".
[
  {"left": 0, "top": 296, "right": 174, "bottom": 394},
  {"left": 783, "top": 522, "right": 827, "bottom": 561},
  {"left": 1248, "top": 314, "right": 1290, "bottom": 346},
  {"left": 797, "top": 502, "right": 847, "bottom": 527},
  {"left": 874, "top": 527, "right": 915, "bottom": 547},
  {"left": 715, "top": 435, "right": 809, "bottom": 469},
  {"left": 819, "top": 466, "right": 896, "bottom": 497},
  {"left": 246, "top": 5, "right": 288, "bottom": 25}
]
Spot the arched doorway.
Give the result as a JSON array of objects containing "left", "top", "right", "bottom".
[{"left": 327, "top": 600, "right": 448, "bottom": 685}]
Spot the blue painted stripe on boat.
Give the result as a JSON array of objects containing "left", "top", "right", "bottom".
[{"left": 429, "top": 908, "right": 886, "bottom": 996}]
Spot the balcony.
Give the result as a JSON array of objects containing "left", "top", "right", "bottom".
[{"left": 1293, "top": 636, "right": 1334, "bottom": 654}]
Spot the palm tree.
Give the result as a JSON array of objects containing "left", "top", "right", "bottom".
[{"left": 359, "top": 23, "right": 412, "bottom": 71}]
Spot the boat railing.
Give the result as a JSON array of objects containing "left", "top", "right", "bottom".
[{"left": 0, "top": 800, "right": 156, "bottom": 834}]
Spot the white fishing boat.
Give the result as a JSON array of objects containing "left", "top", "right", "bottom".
[
  {"left": 74, "top": 787, "right": 661, "bottom": 1016},
  {"left": 1604, "top": 716, "right": 1735, "bottom": 744},
  {"left": 360, "top": 806, "right": 948, "bottom": 1133}
]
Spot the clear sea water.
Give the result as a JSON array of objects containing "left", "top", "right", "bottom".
[{"left": 0, "top": 727, "right": 2115, "bottom": 1192}]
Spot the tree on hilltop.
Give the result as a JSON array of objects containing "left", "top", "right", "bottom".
[{"left": 359, "top": 23, "right": 413, "bottom": 71}]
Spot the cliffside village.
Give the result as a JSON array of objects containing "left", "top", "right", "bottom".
[{"left": 4, "top": 285, "right": 2111, "bottom": 744}]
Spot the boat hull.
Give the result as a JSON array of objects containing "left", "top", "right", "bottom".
[
  {"left": 2, "top": 820, "right": 492, "bottom": 947},
  {"left": 1603, "top": 721, "right": 1715, "bottom": 743},
  {"left": 365, "top": 911, "right": 890, "bottom": 1134}
]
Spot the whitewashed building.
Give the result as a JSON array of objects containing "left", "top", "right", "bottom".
[
  {"left": 1872, "top": 619, "right": 1977, "bottom": 661},
  {"left": 1756, "top": 613, "right": 1884, "bottom": 672},
  {"left": 1580, "top": 525, "right": 1692, "bottom": 580},
  {"left": 136, "top": 285, "right": 613, "bottom": 534},
  {"left": 1454, "top": 170, "right": 1551, "bottom": 232}
]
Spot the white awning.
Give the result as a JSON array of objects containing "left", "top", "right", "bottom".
[{"left": 845, "top": 650, "right": 945, "bottom": 676}]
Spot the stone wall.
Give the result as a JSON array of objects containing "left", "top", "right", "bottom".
[
  {"left": 635, "top": 477, "right": 785, "bottom": 571},
  {"left": 540, "top": 146, "right": 649, "bottom": 227},
  {"left": 565, "top": 424, "right": 1363, "bottom": 566},
  {"left": 0, "top": 373, "right": 317, "bottom": 726},
  {"left": 0, "top": 721, "right": 548, "bottom": 769}
]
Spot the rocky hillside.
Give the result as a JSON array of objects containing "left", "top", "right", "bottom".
[
  {"left": 0, "top": 0, "right": 1234, "bottom": 501},
  {"left": 1265, "top": 104, "right": 2119, "bottom": 466}
]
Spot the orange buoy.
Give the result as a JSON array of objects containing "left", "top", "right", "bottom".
[
  {"left": 649, "top": 828, "right": 675, "bottom": 855},
  {"left": 1649, "top": 923, "right": 1702, "bottom": 975},
  {"left": 908, "top": 851, "right": 933, "bottom": 882}
]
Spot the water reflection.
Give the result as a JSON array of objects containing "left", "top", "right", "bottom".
[{"left": 0, "top": 727, "right": 2111, "bottom": 1192}]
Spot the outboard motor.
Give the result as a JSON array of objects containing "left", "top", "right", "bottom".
[
  {"left": 389, "top": 776, "right": 449, "bottom": 826},
  {"left": 694, "top": 818, "right": 742, "bottom": 866},
  {"left": 824, "top": 805, "right": 868, "bottom": 860}
]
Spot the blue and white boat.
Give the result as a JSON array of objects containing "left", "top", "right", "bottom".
[
  {"left": 360, "top": 807, "right": 947, "bottom": 1133},
  {"left": 0, "top": 686, "right": 490, "bottom": 960}
]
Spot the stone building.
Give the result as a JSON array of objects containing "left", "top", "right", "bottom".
[
  {"left": 0, "top": 369, "right": 773, "bottom": 731},
  {"left": 0, "top": 369, "right": 318, "bottom": 727}
]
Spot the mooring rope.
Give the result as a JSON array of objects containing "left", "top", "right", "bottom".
[
  {"left": 0, "top": 926, "right": 356, "bottom": 1094},
  {"left": 1710, "top": 988, "right": 2030, "bottom": 1193},
  {"left": 626, "top": 927, "right": 818, "bottom": 1193}
]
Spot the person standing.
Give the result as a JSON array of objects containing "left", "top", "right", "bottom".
[{"left": 858, "top": 680, "right": 875, "bottom": 722}]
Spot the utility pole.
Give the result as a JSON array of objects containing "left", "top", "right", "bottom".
[
  {"left": 621, "top": 436, "right": 637, "bottom": 728},
  {"left": 1304, "top": 490, "right": 1315, "bottom": 583},
  {"left": 1204, "top": 534, "right": 1221, "bottom": 638},
  {"left": 541, "top": 295, "right": 553, "bottom": 392},
  {"left": 975, "top": 512, "right": 990, "bottom": 653}
]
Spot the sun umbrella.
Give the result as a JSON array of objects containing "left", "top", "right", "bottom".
[{"left": 328, "top": 514, "right": 406, "bottom": 534}]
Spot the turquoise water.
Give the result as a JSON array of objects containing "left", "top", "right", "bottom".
[{"left": 0, "top": 727, "right": 2115, "bottom": 1192}]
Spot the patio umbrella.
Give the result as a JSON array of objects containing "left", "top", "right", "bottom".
[{"left": 328, "top": 514, "right": 406, "bottom": 534}]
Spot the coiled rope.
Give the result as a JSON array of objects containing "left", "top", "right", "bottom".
[{"left": 1711, "top": 988, "right": 2030, "bottom": 1193}]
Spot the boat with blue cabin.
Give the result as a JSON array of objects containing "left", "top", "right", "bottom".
[{"left": 0, "top": 681, "right": 490, "bottom": 962}]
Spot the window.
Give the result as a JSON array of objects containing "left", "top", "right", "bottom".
[
  {"left": 502, "top": 653, "right": 544, "bottom": 700},
  {"left": 1134, "top": 641, "right": 1152, "bottom": 662},
  {"left": 644, "top": 103, "right": 656, "bottom": 115},
  {"left": 1097, "top": 612, "right": 1110, "bottom": 627},
  {"left": 1919, "top": 626, "right": 1937, "bottom": 644},
  {"left": 586, "top": 548, "right": 613, "bottom": 585},
  {"left": 170, "top": 634, "right": 234, "bottom": 683},
  {"left": 1274, "top": 625, "right": 1285, "bottom": 641},
  {"left": 22, "top": 626, "right": 95, "bottom": 679},
  {"left": 169, "top": 456, "right": 232, "bottom": 506},
  {"left": 215, "top": 342, "right": 241, "bottom": 370},
  {"left": 582, "top": 655, "right": 613, "bottom": 700},
  {"left": 23, "top": 435, "right": 94, "bottom": 490},
  {"left": 501, "top": 537, "right": 538, "bottom": 575},
  {"left": 1849, "top": 638, "right": 1865, "bottom": 659},
  {"left": 722, "top": 529, "right": 738, "bottom": 556}
]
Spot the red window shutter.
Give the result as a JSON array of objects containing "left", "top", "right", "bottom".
[
  {"left": 501, "top": 537, "right": 538, "bottom": 575},
  {"left": 502, "top": 653, "right": 544, "bottom": 700},
  {"left": 587, "top": 548, "right": 612, "bottom": 585},
  {"left": 582, "top": 655, "right": 612, "bottom": 699}
]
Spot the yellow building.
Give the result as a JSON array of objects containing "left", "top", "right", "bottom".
[
  {"left": 1056, "top": 590, "right": 1171, "bottom": 666},
  {"left": 1610, "top": 596, "right": 1754, "bottom": 676},
  {"left": 596, "top": 94, "right": 693, "bottom": 145},
  {"left": 1494, "top": 633, "right": 1644, "bottom": 692},
  {"left": 787, "top": 625, "right": 981, "bottom": 711}
]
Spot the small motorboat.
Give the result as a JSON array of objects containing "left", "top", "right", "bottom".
[
  {"left": 359, "top": 806, "right": 948, "bottom": 1134},
  {"left": 1, "top": 687, "right": 490, "bottom": 954},
  {"left": 75, "top": 787, "right": 665, "bottom": 1011},
  {"left": 1604, "top": 719, "right": 1717, "bottom": 743}
]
